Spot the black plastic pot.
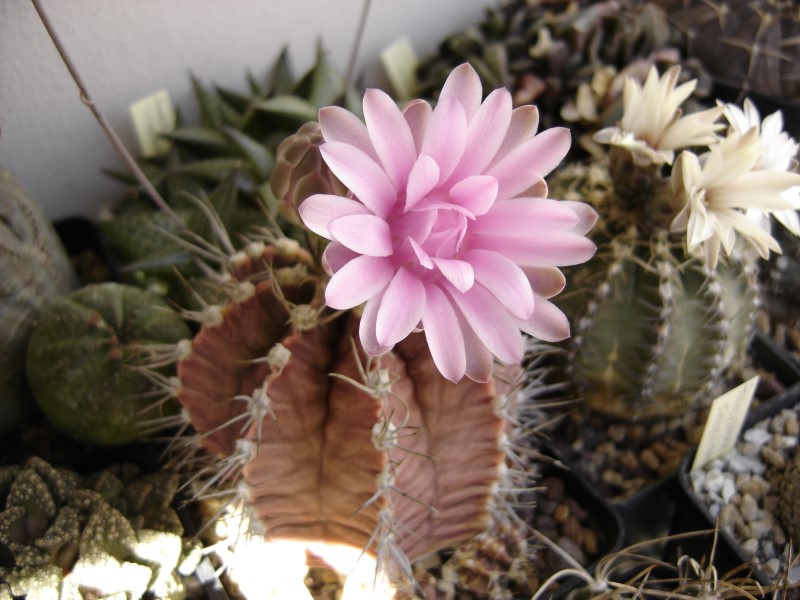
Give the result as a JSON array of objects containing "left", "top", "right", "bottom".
[
  {"left": 533, "top": 460, "right": 626, "bottom": 599},
  {"left": 669, "top": 379, "right": 800, "bottom": 584}
]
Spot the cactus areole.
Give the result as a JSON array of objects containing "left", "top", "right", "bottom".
[{"left": 176, "top": 242, "right": 509, "bottom": 562}]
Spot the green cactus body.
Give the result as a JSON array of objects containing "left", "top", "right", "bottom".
[
  {"left": 0, "top": 169, "right": 78, "bottom": 436},
  {"left": 569, "top": 228, "right": 759, "bottom": 420},
  {"left": 25, "top": 283, "right": 192, "bottom": 445},
  {"left": 0, "top": 457, "right": 194, "bottom": 600}
]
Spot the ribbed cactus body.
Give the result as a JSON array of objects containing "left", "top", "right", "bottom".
[
  {"left": 655, "top": 0, "right": 800, "bottom": 100},
  {"left": 26, "top": 283, "right": 192, "bottom": 445},
  {"left": 0, "top": 169, "right": 78, "bottom": 436},
  {"left": 175, "top": 242, "right": 510, "bottom": 566},
  {"left": 570, "top": 230, "right": 759, "bottom": 420}
]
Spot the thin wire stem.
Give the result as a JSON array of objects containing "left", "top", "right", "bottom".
[
  {"left": 345, "top": 0, "right": 373, "bottom": 91},
  {"left": 29, "top": 0, "right": 186, "bottom": 230}
]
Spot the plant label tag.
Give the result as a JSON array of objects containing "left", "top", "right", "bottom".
[
  {"left": 129, "top": 90, "right": 176, "bottom": 158},
  {"left": 691, "top": 375, "right": 759, "bottom": 471},
  {"left": 380, "top": 37, "right": 418, "bottom": 102}
]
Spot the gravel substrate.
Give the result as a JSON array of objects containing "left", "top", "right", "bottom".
[{"left": 689, "top": 401, "right": 800, "bottom": 587}]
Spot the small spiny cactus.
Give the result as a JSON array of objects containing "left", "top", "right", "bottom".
[{"left": 25, "top": 282, "right": 192, "bottom": 445}]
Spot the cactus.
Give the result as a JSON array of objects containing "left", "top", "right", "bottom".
[
  {"left": 414, "top": 0, "right": 712, "bottom": 155},
  {"left": 550, "top": 62, "right": 800, "bottom": 421},
  {"left": 25, "top": 282, "right": 192, "bottom": 446},
  {"left": 162, "top": 236, "right": 546, "bottom": 595},
  {"left": 0, "top": 168, "right": 78, "bottom": 436},
  {"left": 0, "top": 456, "right": 198, "bottom": 600},
  {"left": 654, "top": 0, "right": 800, "bottom": 102}
]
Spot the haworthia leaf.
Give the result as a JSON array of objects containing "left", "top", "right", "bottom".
[
  {"left": 223, "top": 126, "right": 275, "bottom": 180},
  {"left": 293, "top": 42, "right": 345, "bottom": 108},
  {"left": 190, "top": 74, "right": 240, "bottom": 128},
  {"left": 253, "top": 95, "right": 319, "bottom": 124},
  {"left": 166, "top": 126, "right": 229, "bottom": 151},
  {"left": 268, "top": 47, "right": 295, "bottom": 96}
]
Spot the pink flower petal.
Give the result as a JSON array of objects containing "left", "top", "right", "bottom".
[
  {"left": 360, "top": 292, "right": 393, "bottom": 355},
  {"left": 460, "top": 315, "right": 494, "bottom": 383},
  {"left": 376, "top": 268, "right": 426, "bottom": 346},
  {"left": 325, "top": 255, "right": 394, "bottom": 309},
  {"left": 490, "top": 105, "right": 540, "bottom": 167},
  {"left": 421, "top": 98, "right": 467, "bottom": 182},
  {"left": 438, "top": 63, "right": 483, "bottom": 121},
  {"left": 421, "top": 283, "right": 466, "bottom": 382},
  {"left": 432, "top": 258, "right": 474, "bottom": 292},
  {"left": 403, "top": 99, "right": 432, "bottom": 153},
  {"left": 320, "top": 142, "right": 397, "bottom": 218},
  {"left": 298, "top": 194, "right": 372, "bottom": 238},
  {"left": 463, "top": 249, "right": 534, "bottom": 319},
  {"left": 391, "top": 208, "right": 437, "bottom": 241},
  {"left": 487, "top": 127, "right": 571, "bottom": 200},
  {"left": 452, "top": 88, "right": 512, "bottom": 178},
  {"left": 560, "top": 200, "right": 599, "bottom": 235},
  {"left": 408, "top": 237, "right": 434, "bottom": 268},
  {"left": 406, "top": 154, "right": 441, "bottom": 211},
  {"left": 319, "top": 106, "right": 379, "bottom": 162},
  {"left": 363, "top": 88, "right": 418, "bottom": 190},
  {"left": 522, "top": 266, "right": 566, "bottom": 299},
  {"left": 448, "top": 175, "right": 498, "bottom": 216},
  {"left": 444, "top": 283, "right": 523, "bottom": 365},
  {"left": 329, "top": 214, "right": 393, "bottom": 257},
  {"left": 470, "top": 198, "right": 580, "bottom": 237},
  {"left": 321, "top": 241, "right": 358, "bottom": 275},
  {"left": 474, "top": 231, "right": 597, "bottom": 267},
  {"left": 516, "top": 295, "right": 570, "bottom": 342}
]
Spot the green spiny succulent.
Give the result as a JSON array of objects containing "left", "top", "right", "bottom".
[
  {"left": 0, "top": 168, "right": 79, "bottom": 437},
  {"left": 549, "top": 57, "right": 800, "bottom": 421},
  {"left": 0, "top": 456, "right": 197, "bottom": 600},
  {"left": 25, "top": 282, "right": 192, "bottom": 446}
]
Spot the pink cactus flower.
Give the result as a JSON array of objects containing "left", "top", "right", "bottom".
[{"left": 299, "top": 63, "right": 597, "bottom": 382}]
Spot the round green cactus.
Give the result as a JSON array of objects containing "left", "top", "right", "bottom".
[{"left": 26, "top": 283, "right": 192, "bottom": 445}]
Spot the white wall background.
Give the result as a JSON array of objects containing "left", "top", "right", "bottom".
[{"left": 0, "top": 0, "right": 492, "bottom": 220}]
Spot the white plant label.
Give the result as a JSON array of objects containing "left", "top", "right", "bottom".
[
  {"left": 692, "top": 375, "right": 760, "bottom": 471},
  {"left": 129, "top": 90, "right": 176, "bottom": 158}
]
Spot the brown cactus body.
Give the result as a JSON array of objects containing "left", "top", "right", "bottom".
[{"left": 175, "top": 242, "right": 509, "bottom": 569}]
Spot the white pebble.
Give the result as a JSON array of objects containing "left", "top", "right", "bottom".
[
  {"left": 739, "top": 494, "right": 760, "bottom": 522},
  {"left": 744, "top": 427, "right": 772, "bottom": 446},
  {"left": 728, "top": 454, "right": 767, "bottom": 475},
  {"left": 750, "top": 516, "right": 774, "bottom": 539},
  {"left": 721, "top": 476, "right": 737, "bottom": 503},
  {"left": 740, "top": 538, "right": 759, "bottom": 556},
  {"left": 762, "top": 558, "right": 781, "bottom": 578}
]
